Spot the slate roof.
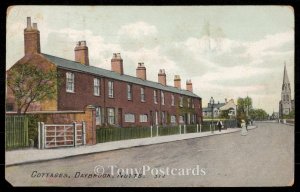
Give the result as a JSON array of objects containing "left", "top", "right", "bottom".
[
  {"left": 203, "top": 103, "right": 226, "bottom": 112},
  {"left": 42, "top": 53, "right": 200, "bottom": 98}
]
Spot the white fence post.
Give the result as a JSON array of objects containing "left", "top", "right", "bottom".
[
  {"left": 38, "top": 122, "right": 41, "bottom": 149},
  {"left": 82, "top": 121, "right": 86, "bottom": 145},
  {"left": 179, "top": 125, "right": 181, "bottom": 134},
  {"left": 73, "top": 122, "right": 77, "bottom": 147},
  {"left": 200, "top": 124, "right": 202, "bottom": 132},
  {"left": 41, "top": 122, "right": 45, "bottom": 149},
  {"left": 184, "top": 124, "right": 186, "bottom": 134},
  {"left": 156, "top": 125, "right": 159, "bottom": 136},
  {"left": 197, "top": 124, "right": 199, "bottom": 133},
  {"left": 150, "top": 125, "right": 153, "bottom": 137}
]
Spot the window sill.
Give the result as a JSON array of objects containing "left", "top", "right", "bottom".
[{"left": 66, "top": 91, "right": 75, "bottom": 93}]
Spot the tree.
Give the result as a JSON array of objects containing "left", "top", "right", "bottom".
[
  {"left": 219, "top": 109, "right": 230, "bottom": 119},
  {"left": 237, "top": 96, "right": 253, "bottom": 120},
  {"left": 7, "top": 63, "right": 60, "bottom": 114},
  {"left": 283, "top": 110, "right": 295, "bottom": 119},
  {"left": 249, "top": 108, "right": 268, "bottom": 120}
]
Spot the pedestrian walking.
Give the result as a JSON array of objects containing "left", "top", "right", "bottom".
[
  {"left": 217, "top": 120, "right": 222, "bottom": 132},
  {"left": 241, "top": 119, "right": 248, "bottom": 136}
]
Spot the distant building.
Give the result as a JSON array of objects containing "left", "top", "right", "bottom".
[
  {"left": 202, "top": 98, "right": 236, "bottom": 118},
  {"left": 279, "top": 63, "right": 294, "bottom": 117}
]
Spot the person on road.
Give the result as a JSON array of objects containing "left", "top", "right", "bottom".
[
  {"left": 217, "top": 120, "right": 222, "bottom": 132},
  {"left": 241, "top": 119, "right": 248, "bottom": 136}
]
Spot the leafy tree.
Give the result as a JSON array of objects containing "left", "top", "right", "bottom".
[
  {"left": 219, "top": 109, "right": 230, "bottom": 119},
  {"left": 283, "top": 110, "right": 295, "bottom": 119},
  {"left": 7, "top": 63, "right": 60, "bottom": 114},
  {"left": 249, "top": 108, "right": 268, "bottom": 120},
  {"left": 237, "top": 96, "right": 253, "bottom": 120}
]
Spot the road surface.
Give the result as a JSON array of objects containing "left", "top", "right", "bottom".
[{"left": 5, "top": 122, "right": 294, "bottom": 187}]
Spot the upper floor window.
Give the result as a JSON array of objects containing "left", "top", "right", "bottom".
[
  {"left": 108, "top": 81, "right": 114, "bottom": 98},
  {"left": 191, "top": 98, "right": 194, "bottom": 108},
  {"left": 154, "top": 90, "right": 158, "bottom": 104},
  {"left": 161, "top": 91, "right": 165, "bottom": 105},
  {"left": 171, "top": 94, "right": 175, "bottom": 106},
  {"left": 94, "top": 78, "right": 100, "bottom": 96},
  {"left": 141, "top": 87, "right": 145, "bottom": 102},
  {"left": 66, "top": 72, "right": 74, "bottom": 93},
  {"left": 127, "top": 84, "right": 132, "bottom": 100},
  {"left": 179, "top": 96, "right": 183, "bottom": 107},
  {"left": 187, "top": 98, "right": 191, "bottom": 108}
]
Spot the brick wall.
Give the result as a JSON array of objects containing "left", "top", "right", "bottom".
[
  {"left": 7, "top": 106, "right": 97, "bottom": 145},
  {"left": 57, "top": 68, "right": 202, "bottom": 127}
]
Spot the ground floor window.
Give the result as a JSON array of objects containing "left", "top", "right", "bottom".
[
  {"left": 170, "top": 115, "right": 176, "bottom": 124},
  {"left": 125, "top": 113, "right": 135, "bottom": 123},
  {"left": 107, "top": 108, "right": 115, "bottom": 125},
  {"left": 155, "top": 111, "right": 158, "bottom": 125},
  {"left": 179, "top": 116, "right": 184, "bottom": 124},
  {"left": 140, "top": 114, "right": 148, "bottom": 122},
  {"left": 161, "top": 111, "right": 165, "bottom": 124},
  {"left": 96, "top": 107, "right": 102, "bottom": 125}
]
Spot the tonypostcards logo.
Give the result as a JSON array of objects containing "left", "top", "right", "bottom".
[{"left": 93, "top": 165, "right": 207, "bottom": 178}]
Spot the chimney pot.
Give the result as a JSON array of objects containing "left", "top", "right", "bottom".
[
  {"left": 174, "top": 75, "right": 181, "bottom": 89},
  {"left": 24, "top": 17, "right": 40, "bottom": 55},
  {"left": 158, "top": 69, "right": 167, "bottom": 86},
  {"left": 74, "top": 41, "right": 89, "bottom": 65},
  {"left": 186, "top": 79, "right": 193, "bottom": 92},
  {"left": 32, "top": 23, "right": 37, "bottom": 30},
  {"left": 136, "top": 62, "right": 146, "bottom": 80},
  {"left": 111, "top": 53, "right": 124, "bottom": 75},
  {"left": 26, "top": 17, "right": 32, "bottom": 29}
]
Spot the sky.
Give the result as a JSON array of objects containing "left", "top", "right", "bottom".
[{"left": 6, "top": 6, "right": 294, "bottom": 114}]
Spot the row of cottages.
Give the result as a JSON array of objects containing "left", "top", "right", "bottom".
[{"left": 6, "top": 17, "right": 203, "bottom": 128}]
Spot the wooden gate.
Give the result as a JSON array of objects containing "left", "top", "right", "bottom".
[{"left": 38, "top": 122, "right": 86, "bottom": 149}]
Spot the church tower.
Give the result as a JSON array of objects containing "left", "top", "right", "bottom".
[{"left": 279, "top": 63, "right": 292, "bottom": 117}]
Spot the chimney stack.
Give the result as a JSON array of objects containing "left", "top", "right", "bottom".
[
  {"left": 74, "top": 41, "right": 89, "bottom": 65},
  {"left": 225, "top": 98, "right": 227, "bottom": 103},
  {"left": 158, "top": 69, "right": 166, "bottom": 86},
  {"left": 111, "top": 53, "right": 123, "bottom": 75},
  {"left": 24, "top": 17, "right": 41, "bottom": 55},
  {"left": 174, "top": 75, "right": 181, "bottom": 89},
  {"left": 136, "top": 62, "right": 146, "bottom": 80},
  {"left": 186, "top": 79, "right": 193, "bottom": 92}
]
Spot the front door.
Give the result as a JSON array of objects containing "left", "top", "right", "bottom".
[{"left": 118, "top": 108, "right": 122, "bottom": 127}]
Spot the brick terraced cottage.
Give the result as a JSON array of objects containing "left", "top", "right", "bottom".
[{"left": 6, "top": 17, "right": 203, "bottom": 128}]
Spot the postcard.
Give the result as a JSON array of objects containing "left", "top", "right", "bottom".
[{"left": 5, "top": 5, "right": 294, "bottom": 187}]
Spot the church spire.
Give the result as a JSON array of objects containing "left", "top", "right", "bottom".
[{"left": 283, "top": 62, "right": 290, "bottom": 84}]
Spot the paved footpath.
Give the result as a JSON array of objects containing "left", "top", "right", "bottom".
[{"left": 6, "top": 126, "right": 256, "bottom": 166}]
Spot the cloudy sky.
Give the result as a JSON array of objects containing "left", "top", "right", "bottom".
[{"left": 6, "top": 6, "right": 294, "bottom": 114}]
